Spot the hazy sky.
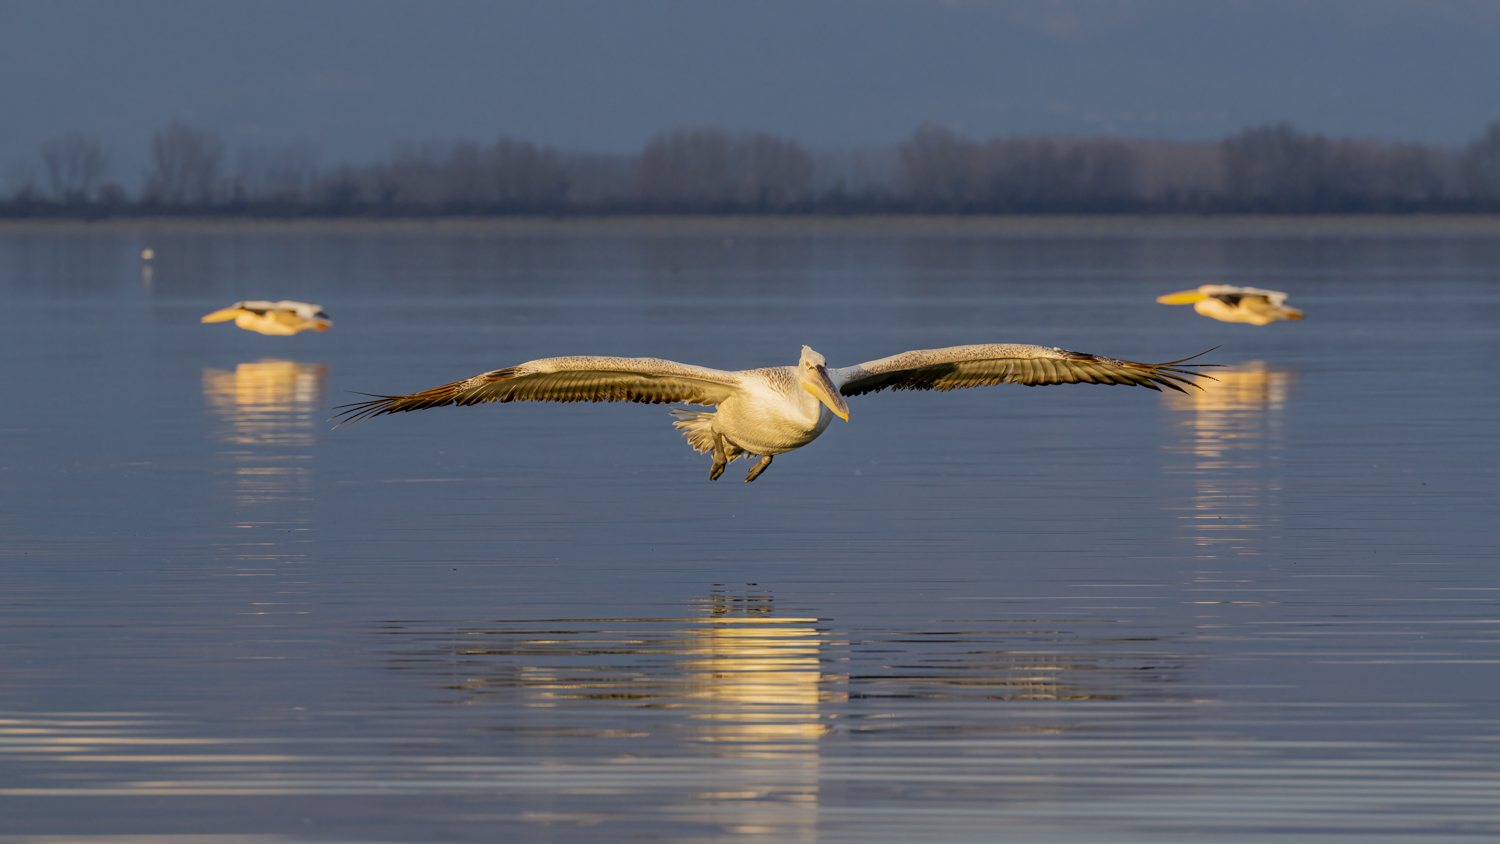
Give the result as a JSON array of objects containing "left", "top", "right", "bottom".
[{"left": 4, "top": 0, "right": 1500, "bottom": 177}]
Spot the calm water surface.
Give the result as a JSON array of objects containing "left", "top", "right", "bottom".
[{"left": 1, "top": 219, "right": 1498, "bottom": 842}]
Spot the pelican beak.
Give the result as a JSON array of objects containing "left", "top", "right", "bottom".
[
  {"left": 1156, "top": 290, "right": 1206, "bottom": 305},
  {"left": 803, "top": 366, "right": 850, "bottom": 421},
  {"left": 201, "top": 307, "right": 246, "bottom": 323}
]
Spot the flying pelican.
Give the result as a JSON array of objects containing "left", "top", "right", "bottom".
[
  {"left": 335, "top": 344, "right": 1214, "bottom": 482},
  {"left": 201, "top": 301, "right": 332, "bottom": 336},
  {"left": 1156, "top": 285, "right": 1303, "bottom": 325}
]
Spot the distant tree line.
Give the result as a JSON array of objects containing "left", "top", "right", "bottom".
[{"left": 7, "top": 120, "right": 1500, "bottom": 217}]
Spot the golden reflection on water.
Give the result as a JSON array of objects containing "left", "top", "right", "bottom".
[
  {"left": 383, "top": 592, "right": 1191, "bottom": 837},
  {"left": 202, "top": 360, "right": 325, "bottom": 512},
  {"left": 203, "top": 360, "right": 326, "bottom": 446},
  {"left": 1164, "top": 361, "right": 1296, "bottom": 557},
  {"left": 683, "top": 590, "right": 830, "bottom": 837},
  {"left": 436, "top": 588, "right": 839, "bottom": 838},
  {"left": 684, "top": 589, "right": 837, "bottom": 745}
]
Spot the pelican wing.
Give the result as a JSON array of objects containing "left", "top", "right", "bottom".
[
  {"left": 1214, "top": 286, "right": 1289, "bottom": 307},
  {"left": 334, "top": 356, "right": 743, "bottom": 425},
  {"left": 1234, "top": 296, "right": 1303, "bottom": 322},
  {"left": 263, "top": 310, "right": 312, "bottom": 331},
  {"left": 835, "top": 344, "right": 1213, "bottom": 396}
]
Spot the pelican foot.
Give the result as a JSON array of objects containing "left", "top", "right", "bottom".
[
  {"left": 709, "top": 432, "right": 728, "bottom": 481},
  {"left": 744, "top": 454, "right": 773, "bottom": 483}
]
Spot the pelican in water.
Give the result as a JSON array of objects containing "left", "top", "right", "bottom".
[
  {"left": 201, "top": 301, "right": 332, "bottom": 335},
  {"left": 1156, "top": 285, "right": 1303, "bottom": 325},
  {"left": 336, "top": 344, "right": 1214, "bottom": 482}
]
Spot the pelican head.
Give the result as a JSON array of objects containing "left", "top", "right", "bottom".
[{"left": 798, "top": 345, "right": 850, "bottom": 421}]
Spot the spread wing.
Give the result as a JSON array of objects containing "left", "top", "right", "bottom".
[
  {"left": 834, "top": 344, "right": 1216, "bottom": 397},
  {"left": 333, "top": 356, "right": 743, "bottom": 425}
]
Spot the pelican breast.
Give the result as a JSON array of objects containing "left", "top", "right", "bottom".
[{"left": 713, "top": 366, "right": 834, "bottom": 456}]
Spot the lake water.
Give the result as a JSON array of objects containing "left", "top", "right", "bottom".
[{"left": 1, "top": 217, "right": 1498, "bottom": 842}]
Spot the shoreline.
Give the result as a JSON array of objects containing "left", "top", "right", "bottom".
[{"left": 3, "top": 213, "right": 1500, "bottom": 237}]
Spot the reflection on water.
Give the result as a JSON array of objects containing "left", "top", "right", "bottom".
[
  {"left": 203, "top": 360, "right": 325, "bottom": 511},
  {"left": 7, "top": 225, "right": 1500, "bottom": 842},
  {"left": 686, "top": 588, "right": 837, "bottom": 745},
  {"left": 8, "top": 702, "right": 1499, "bottom": 842},
  {"left": 388, "top": 594, "right": 1182, "bottom": 726},
  {"left": 668, "top": 591, "right": 827, "bottom": 836},
  {"left": 397, "top": 588, "right": 837, "bottom": 838},
  {"left": 11, "top": 600, "right": 1500, "bottom": 840},
  {"left": 203, "top": 360, "right": 327, "bottom": 447},
  {"left": 368, "top": 591, "right": 1190, "bottom": 838},
  {"left": 681, "top": 590, "right": 829, "bottom": 837},
  {"left": 1164, "top": 362, "right": 1296, "bottom": 557}
]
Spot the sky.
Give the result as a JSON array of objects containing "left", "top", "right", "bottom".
[{"left": 3, "top": 0, "right": 1500, "bottom": 180}]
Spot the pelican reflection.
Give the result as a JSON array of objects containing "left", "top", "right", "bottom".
[
  {"left": 396, "top": 588, "right": 838, "bottom": 837},
  {"left": 202, "top": 360, "right": 326, "bottom": 509},
  {"left": 1163, "top": 361, "right": 1296, "bottom": 556},
  {"left": 380, "top": 593, "right": 1191, "bottom": 836},
  {"left": 683, "top": 588, "right": 837, "bottom": 748},
  {"left": 203, "top": 360, "right": 327, "bottom": 446}
]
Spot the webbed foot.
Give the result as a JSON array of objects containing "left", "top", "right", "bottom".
[
  {"left": 744, "top": 454, "right": 773, "bottom": 482},
  {"left": 709, "top": 432, "right": 727, "bottom": 481}
]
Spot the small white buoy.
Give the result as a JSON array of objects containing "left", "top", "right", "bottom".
[{"left": 141, "top": 249, "right": 154, "bottom": 260}]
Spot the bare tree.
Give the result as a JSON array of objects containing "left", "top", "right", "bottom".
[
  {"left": 489, "top": 138, "right": 569, "bottom": 207},
  {"left": 1219, "top": 123, "right": 1383, "bottom": 210},
  {"left": 898, "top": 124, "right": 981, "bottom": 209},
  {"left": 382, "top": 143, "right": 444, "bottom": 205},
  {"left": 736, "top": 133, "right": 814, "bottom": 209},
  {"left": 439, "top": 141, "right": 488, "bottom": 206},
  {"left": 812, "top": 147, "right": 900, "bottom": 200},
  {"left": 144, "top": 122, "right": 225, "bottom": 205},
  {"left": 560, "top": 151, "right": 636, "bottom": 207},
  {"left": 38, "top": 133, "right": 110, "bottom": 203},
  {"left": 381, "top": 141, "right": 491, "bottom": 207},
  {"left": 1133, "top": 139, "right": 1223, "bottom": 204},
  {"left": 4, "top": 161, "right": 41, "bottom": 202},
  {"left": 320, "top": 164, "right": 364, "bottom": 211},
  {"left": 9, "top": 119, "right": 1489, "bottom": 217},
  {"left": 1369, "top": 142, "right": 1451, "bottom": 205},
  {"left": 1221, "top": 124, "right": 1316, "bottom": 209},
  {"left": 234, "top": 142, "right": 320, "bottom": 203},
  {"left": 637, "top": 128, "right": 813, "bottom": 210},
  {"left": 1461, "top": 122, "right": 1500, "bottom": 204},
  {"left": 898, "top": 127, "right": 1142, "bottom": 211},
  {"left": 977, "top": 137, "right": 1138, "bottom": 210},
  {"left": 638, "top": 128, "right": 736, "bottom": 209},
  {"left": 363, "top": 138, "right": 570, "bottom": 210}
]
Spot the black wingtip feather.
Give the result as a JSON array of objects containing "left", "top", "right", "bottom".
[
  {"left": 1157, "top": 346, "right": 1224, "bottom": 368},
  {"left": 330, "top": 392, "right": 408, "bottom": 428}
]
